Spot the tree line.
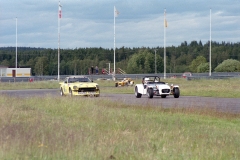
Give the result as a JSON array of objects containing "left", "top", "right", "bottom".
[{"left": 0, "top": 40, "right": 240, "bottom": 76}]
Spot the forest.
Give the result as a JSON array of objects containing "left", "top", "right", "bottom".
[{"left": 0, "top": 40, "right": 240, "bottom": 76}]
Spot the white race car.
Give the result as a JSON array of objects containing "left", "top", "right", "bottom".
[{"left": 134, "top": 76, "right": 180, "bottom": 98}]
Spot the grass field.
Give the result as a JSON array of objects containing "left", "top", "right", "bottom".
[{"left": 0, "top": 78, "right": 240, "bottom": 159}]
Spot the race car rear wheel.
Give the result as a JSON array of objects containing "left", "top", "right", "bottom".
[
  {"left": 115, "top": 83, "right": 118, "bottom": 87},
  {"left": 147, "top": 88, "right": 154, "bottom": 99},
  {"left": 174, "top": 88, "right": 180, "bottom": 98},
  {"left": 60, "top": 88, "right": 64, "bottom": 96},
  {"left": 135, "top": 86, "right": 142, "bottom": 98}
]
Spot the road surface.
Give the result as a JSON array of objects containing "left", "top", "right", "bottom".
[{"left": 0, "top": 89, "right": 239, "bottom": 113}]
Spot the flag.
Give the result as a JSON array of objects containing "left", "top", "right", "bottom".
[
  {"left": 114, "top": 6, "right": 119, "bottom": 17},
  {"left": 59, "top": 2, "right": 62, "bottom": 19},
  {"left": 164, "top": 19, "right": 168, "bottom": 27}
]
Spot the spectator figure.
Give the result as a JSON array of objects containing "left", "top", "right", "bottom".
[
  {"left": 95, "top": 66, "right": 99, "bottom": 75},
  {"left": 102, "top": 68, "right": 105, "bottom": 74},
  {"left": 91, "top": 66, "right": 94, "bottom": 74}
]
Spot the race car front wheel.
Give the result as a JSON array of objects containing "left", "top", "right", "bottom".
[
  {"left": 69, "top": 88, "right": 73, "bottom": 96},
  {"left": 60, "top": 88, "right": 64, "bottom": 96},
  {"left": 147, "top": 88, "right": 154, "bottom": 99},
  {"left": 95, "top": 90, "right": 100, "bottom": 97},
  {"left": 135, "top": 87, "right": 142, "bottom": 98},
  {"left": 173, "top": 88, "right": 180, "bottom": 98}
]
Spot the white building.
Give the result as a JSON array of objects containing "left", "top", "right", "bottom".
[{"left": 0, "top": 66, "right": 31, "bottom": 77}]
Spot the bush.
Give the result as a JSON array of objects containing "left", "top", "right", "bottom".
[
  {"left": 189, "top": 56, "right": 207, "bottom": 72},
  {"left": 197, "top": 62, "right": 209, "bottom": 73},
  {"left": 214, "top": 59, "right": 240, "bottom": 72}
]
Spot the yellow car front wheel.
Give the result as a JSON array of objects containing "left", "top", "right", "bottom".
[
  {"left": 69, "top": 88, "right": 73, "bottom": 96},
  {"left": 95, "top": 90, "right": 100, "bottom": 97},
  {"left": 60, "top": 88, "right": 65, "bottom": 96}
]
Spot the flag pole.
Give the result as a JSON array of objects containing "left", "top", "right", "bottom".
[
  {"left": 164, "top": 9, "right": 166, "bottom": 79},
  {"left": 155, "top": 49, "right": 157, "bottom": 74},
  {"left": 113, "top": 6, "right": 116, "bottom": 81},
  {"left": 16, "top": 17, "right": 17, "bottom": 70},
  {"left": 209, "top": 8, "right": 212, "bottom": 76},
  {"left": 58, "top": 1, "right": 62, "bottom": 81}
]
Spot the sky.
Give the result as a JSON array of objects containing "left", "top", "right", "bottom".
[{"left": 0, "top": 0, "right": 240, "bottom": 49}]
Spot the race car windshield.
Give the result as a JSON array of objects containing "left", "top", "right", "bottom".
[
  {"left": 69, "top": 77, "right": 91, "bottom": 83},
  {"left": 144, "top": 77, "right": 160, "bottom": 83}
]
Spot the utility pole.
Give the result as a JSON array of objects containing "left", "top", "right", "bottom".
[
  {"left": 154, "top": 49, "right": 157, "bottom": 74},
  {"left": 209, "top": 8, "right": 212, "bottom": 76},
  {"left": 113, "top": 6, "right": 119, "bottom": 81},
  {"left": 106, "top": 63, "right": 110, "bottom": 75},
  {"left": 16, "top": 17, "right": 18, "bottom": 69},
  {"left": 58, "top": 1, "right": 62, "bottom": 81},
  {"left": 163, "top": 9, "right": 167, "bottom": 79}
]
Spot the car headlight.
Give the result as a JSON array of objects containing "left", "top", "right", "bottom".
[{"left": 73, "top": 86, "right": 78, "bottom": 90}]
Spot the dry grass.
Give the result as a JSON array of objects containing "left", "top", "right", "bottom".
[{"left": 0, "top": 95, "right": 239, "bottom": 159}]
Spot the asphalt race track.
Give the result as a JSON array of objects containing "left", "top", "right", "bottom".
[{"left": 0, "top": 89, "right": 240, "bottom": 114}]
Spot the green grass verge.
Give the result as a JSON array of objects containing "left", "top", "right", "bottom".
[
  {"left": 0, "top": 95, "right": 239, "bottom": 159},
  {"left": 0, "top": 81, "right": 59, "bottom": 90}
]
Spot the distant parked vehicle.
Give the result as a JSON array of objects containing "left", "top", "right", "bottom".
[{"left": 182, "top": 72, "right": 192, "bottom": 78}]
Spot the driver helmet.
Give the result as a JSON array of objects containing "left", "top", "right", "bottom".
[{"left": 144, "top": 78, "right": 150, "bottom": 83}]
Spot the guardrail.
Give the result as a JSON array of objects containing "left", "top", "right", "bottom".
[{"left": 186, "top": 75, "right": 236, "bottom": 80}]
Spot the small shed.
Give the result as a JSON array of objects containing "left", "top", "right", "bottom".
[{"left": 0, "top": 66, "right": 31, "bottom": 77}]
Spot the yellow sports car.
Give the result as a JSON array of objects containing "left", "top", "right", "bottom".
[{"left": 59, "top": 76, "right": 100, "bottom": 97}]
